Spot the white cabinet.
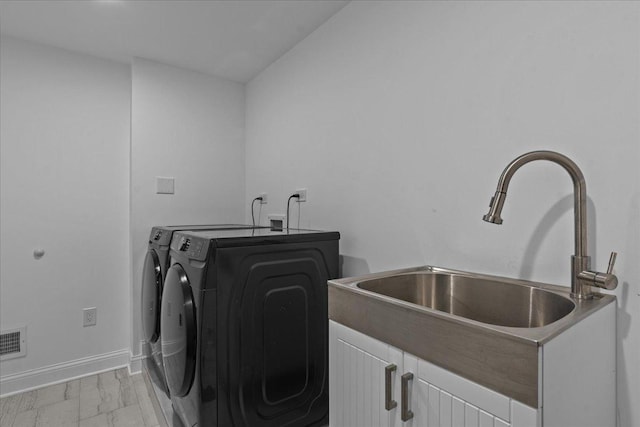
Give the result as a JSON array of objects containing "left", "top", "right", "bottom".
[
  {"left": 329, "top": 318, "right": 403, "bottom": 427},
  {"left": 330, "top": 320, "right": 538, "bottom": 427},
  {"left": 331, "top": 298, "right": 616, "bottom": 427}
]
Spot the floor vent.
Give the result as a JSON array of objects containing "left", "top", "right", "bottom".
[{"left": 0, "top": 327, "right": 26, "bottom": 360}]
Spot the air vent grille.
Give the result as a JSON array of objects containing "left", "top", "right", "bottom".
[{"left": 0, "top": 327, "right": 26, "bottom": 360}]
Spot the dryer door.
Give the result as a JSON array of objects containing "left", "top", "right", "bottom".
[
  {"left": 141, "top": 249, "right": 162, "bottom": 343},
  {"left": 161, "top": 263, "right": 197, "bottom": 398}
]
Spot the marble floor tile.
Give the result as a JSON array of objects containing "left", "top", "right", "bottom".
[
  {"left": 78, "top": 413, "right": 107, "bottom": 427},
  {"left": 78, "top": 388, "right": 106, "bottom": 421},
  {"left": 32, "top": 384, "right": 65, "bottom": 411},
  {"left": 79, "top": 369, "right": 138, "bottom": 420},
  {"left": 102, "top": 369, "right": 138, "bottom": 408},
  {"left": 11, "top": 409, "right": 36, "bottom": 427},
  {"left": 132, "top": 375, "right": 159, "bottom": 427},
  {"left": 34, "top": 381, "right": 79, "bottom": 410},
  {"left": 77, "top": 405, "right": 147, "bottom": 427},
  {"left": 109, "top": 405, "right": 145, "bottom": 427},
  {"left": 79, "top": 375, "right": 98, "bottom": 393},
  {"left": 113, "top": 371, "right": 137, "bottom": 409},
  {"left": 34, "top": 399, "right": 78, "bottom": 427},
  {"left": 0, "top": 395, "right": 21, "bottom": 427},
  {"left": 1, "top": 368, "right": 163, "bottom": 427},
  {"left": 140, "top": 367, "right": 172, "bottom": 427},
  {"left": 63, "top": 381, "right": 80, "bottom": 401},
  {"left": 13, "top": 380, "right": 80, "bottom": 417},
  {"left": 15, "top": 393, "right": 36, "bottom": 414}
]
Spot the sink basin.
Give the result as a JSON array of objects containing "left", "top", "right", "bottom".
[
  {"left": 329, "top": 265, "right": 615, "bottom": 408},
  {"left": 356, "top": 272, "right": 575, "bottom": 328}
]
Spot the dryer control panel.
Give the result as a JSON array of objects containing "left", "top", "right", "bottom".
[{"left": 171, "top": 233, "right": 208, "bottom": 261}]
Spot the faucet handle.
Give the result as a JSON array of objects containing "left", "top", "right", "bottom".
[
  {"left": 606, "top": 252, "right": 617, "bottom": 275},
  {"left": 577, "top": 251, "right": 619, "bottom": 291}
]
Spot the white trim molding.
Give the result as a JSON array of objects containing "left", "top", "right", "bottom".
[
  {"left": 0, "top": 348, "right": 130, "bottom": 397},
  {"left": 128, "top": 340, "right": 147, "bottom": 375}
]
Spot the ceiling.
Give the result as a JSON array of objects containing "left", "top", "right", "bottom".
[{"left": 0, "top": 0, "right": 349, "bottom": 83}]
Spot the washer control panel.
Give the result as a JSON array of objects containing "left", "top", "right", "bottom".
[{"left": 149, "top": 227, "right": 173, "bottom": 245}]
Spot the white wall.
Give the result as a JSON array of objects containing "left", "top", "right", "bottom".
[
  {"left": 245, "top": 2, "right": 640, "bottom": 426},
  {"left": 0, "top": 37, "right": 131, "bottom": 394},
  {"left": 0, "top": 44, "right": 246, "bottom": 395},
  {"left": 130, "top": 58, "right": 245, "bottom": 360}
]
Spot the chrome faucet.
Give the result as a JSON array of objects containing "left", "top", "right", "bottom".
[{"left": 483, "top": 150, "right": 618, "bottom": 299}]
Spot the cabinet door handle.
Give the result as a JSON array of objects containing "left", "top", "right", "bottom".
[
  {"left": 384, "top": 364, "right": 397, "bottom": 410},
  {"left": 401, "top": 372, "right": 414, "bottom": 421}
]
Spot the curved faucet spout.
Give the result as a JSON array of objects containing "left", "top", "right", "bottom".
[
  {"left": 483, "top": 150, "right": 587, "bottom": 258},
  {"left": 482, "top": 150, "right": 617, "bottom": 299}
]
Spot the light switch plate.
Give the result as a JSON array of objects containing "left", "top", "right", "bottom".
[{"left": 156, "top": 177, "right": 175, "bottom": 194}]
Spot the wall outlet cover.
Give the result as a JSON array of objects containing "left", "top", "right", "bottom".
[
  {"left": 83, "top": 307, "right": 97, "bottom": 327},
  {"left": 296, "top": 188, "right": 307, "bottom": 202}
]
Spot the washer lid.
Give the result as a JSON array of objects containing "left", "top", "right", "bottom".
[{"left": 141, "top": 249, "right": 162, "bottom": 343}]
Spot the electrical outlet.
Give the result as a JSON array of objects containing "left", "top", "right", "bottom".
[
  {"left": 259, "top": 193, "right": 268, "bottom": 204},
  {"left": 83, "top": 307, "right": 97, "bottom": 327},
  {"left": 296, "top": 188, "right": 307, "bottom": 202}
]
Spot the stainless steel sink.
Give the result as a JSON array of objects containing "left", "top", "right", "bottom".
[
  {"left": 328, "top": 265, "right": 615, "bottom": 408},
  {"left": 357, "top": 271, "right": 575, "bottom": 328}
]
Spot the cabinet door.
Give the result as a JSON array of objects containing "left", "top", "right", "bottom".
[
  {"left": 329, "top": 324, "right": 539, "bottom": 427},
  {"left": 329, "top": 320, "right": 403, "bottom": 427},
  {"left": 403, "top": 354, "right": 515, "bottom": 427}
]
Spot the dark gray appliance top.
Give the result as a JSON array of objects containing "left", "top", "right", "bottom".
[
  {"left": 170, "top": 228, "right": 340, "bottom": 260},
  {"left": 149, "top": 224, "right": 263, "bottom": 245},
  {"left": 186, "top": 227, "right": 339, "bottom": 243}
]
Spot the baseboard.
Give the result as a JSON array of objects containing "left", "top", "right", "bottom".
[
  {"left": 129, "top": 350, "right": 145, "bottom": 375},
  {"left": 0, "top": 348, "right": 130, "bottom": 397}
]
